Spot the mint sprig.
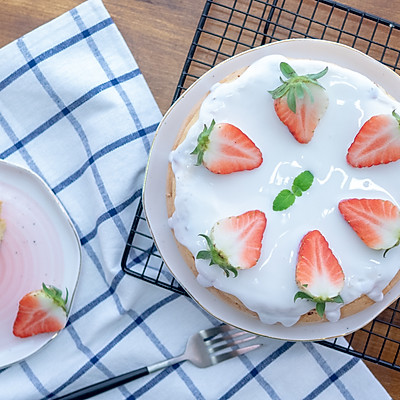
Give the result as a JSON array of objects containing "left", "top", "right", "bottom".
[{"left": 273, "top": 170, "right": 314, "bottom": 211}]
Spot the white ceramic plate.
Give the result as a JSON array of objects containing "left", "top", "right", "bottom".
[
  {"left": 143, "top": 38, "right": 400, "bottom": 341},
  {"left": 0, "top": 160, "right": 81, "bottom": 368}
]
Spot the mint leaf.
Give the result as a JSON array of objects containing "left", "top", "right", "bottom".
[
  {"left": 292, "top": 185, "right": 303, "bottom": 197},
  {"left": 272, "top": 189, "right": 295, "bottom": 211},
  {"left": 292, "top": 170, "right": 314, "bottom": 192}
]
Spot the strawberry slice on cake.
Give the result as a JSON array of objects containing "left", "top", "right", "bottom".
[
  {"left": 294, "top": 230, "right": 344, "bottom": 318},
  {"left": 338, "top": 198, "right": 400, "bottom": 254},
  {"left": 13, "top": 283, "right": 68, "bottom": 338},
  {"left": 197, "top": 210, "right": 267, "bottom": 277},
  {"left": 269, "top": 62, "right": 329, "bottom": 144},
  {"left": 347, "top": 111, "right": 400, "bottom": 167},
  {"left": 191, "top": 120, "right": 263, "bottom": 174}
]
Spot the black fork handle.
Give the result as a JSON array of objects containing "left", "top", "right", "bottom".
[
  {"left": 52, "top": 354, "right": 186, "bottom": 400},
  {"left": 53, "top": 367, "right": 149, "bottom": 400}
]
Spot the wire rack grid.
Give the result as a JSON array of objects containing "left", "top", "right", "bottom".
[{"left": 121, "top": 0, "right": 400, "bottom": 371}]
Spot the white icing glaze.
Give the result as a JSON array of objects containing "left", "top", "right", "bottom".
[{"left": 168, "top": 55, "right": 400, "bottom": 327}]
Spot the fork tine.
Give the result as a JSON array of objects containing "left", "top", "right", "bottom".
[
  {"left": 205, "top": 330, "right": 255, "bottom": 347},
  {"left": 212, "top": 343, "right": 263, "bottom": 364},
  {"left": 199, "top": 324, "right": 236, "bottom": 340},
  {"left": 206, "top": 333, "right": 258, "bottom": 354}
]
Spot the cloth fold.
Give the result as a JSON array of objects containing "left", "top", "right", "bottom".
[{"left": 0, "top": 0, "right": 392, "bottom": 399}]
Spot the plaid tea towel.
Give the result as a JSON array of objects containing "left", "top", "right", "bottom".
[{"left": 0, "top": 0, "right": 393, "bottom": 399}]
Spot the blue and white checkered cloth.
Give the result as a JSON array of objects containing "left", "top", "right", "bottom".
[{"left": 0, "top": 0, "right": 393, "bottom": 399}]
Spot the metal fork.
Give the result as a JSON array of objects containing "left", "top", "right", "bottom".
[{"left": 54, "top": 325, "right": 262, "bottom": 400}]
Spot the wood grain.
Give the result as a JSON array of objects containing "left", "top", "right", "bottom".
[{"left": 0, "top": 0, "right": 399, "bottom": 398}]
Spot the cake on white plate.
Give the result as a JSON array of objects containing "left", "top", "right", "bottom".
[{"left": 167, "top": 54, "right": 400, "bottom": 327}]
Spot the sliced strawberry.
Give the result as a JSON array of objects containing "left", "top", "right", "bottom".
[
  {"left": 269, "top": 62, "right": 329, "bottom": 144},
  {"left": 197, "top": 210, "right": 267, "bottom": 277},
  {"left": 13, "top": 283, "right": 68, "bottom": 338},
  {"left": 191, "top": 120, "right": 263, "bottom": 174},
  {"left": 347, "top": 111, "right": 400, "bottom": 167},
  {"left": 338, "top": 198, "right": 400, "bottom": 253},
  {"left": 294, "top": 230, "right": 344, "bottom": 318}
]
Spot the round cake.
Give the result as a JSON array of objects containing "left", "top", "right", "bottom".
[{"left": 167, "top": 53, "right": 400, "bottom": 327}]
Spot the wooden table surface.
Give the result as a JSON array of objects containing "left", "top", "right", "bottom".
[{"left": 0, "top": 0, "right": 399, "bottom": 398}]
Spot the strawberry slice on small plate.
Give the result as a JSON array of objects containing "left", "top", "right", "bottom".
[
  {"left": 0, "top": 160, "right": 81, "bottom": 368},
  {"left": 13, "top": 283, "right": 69, "bottom": 339}
]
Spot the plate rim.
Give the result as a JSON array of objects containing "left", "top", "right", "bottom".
[
  {"left": 143, "top": 38, "right": 400, "bottom": 341},
  {"left": 0, "top": 159, "right": 82, "bottom": 368}
]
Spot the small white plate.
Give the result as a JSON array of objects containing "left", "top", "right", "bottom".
[
  {"left": 0, "top": 160, "right": 81, "bottom": 368},
  {"left": 143, "top": 38, "right": 400, "bottom": 341}
]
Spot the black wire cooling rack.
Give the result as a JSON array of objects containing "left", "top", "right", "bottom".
[{"left": 122, "top": 0, "right": 400, "bottom": 371}]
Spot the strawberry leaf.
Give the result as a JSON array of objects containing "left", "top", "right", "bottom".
[
  {"left": 280, "top": 62, "right": 298, "bottom": 79},
  {"left": 222, "top": 265, "right": 239, "bottom": 278},
  {"left": 268, "top": 63, "right": 328, "bottom": 113},
  {"left": 315, "top": 302, "right": 326, "bottom": 318},
  {"left": 332, "top": 295, "right": 344, "bottom": 304},
  {"left": 393, "top": 109, "right": 400, "bottom": 125},
  {"left": 273, "top": 189, "right": 295, "bottom": 211},
  {"left": 268, "top": 82, "right": 289, "bottom": 99},
  {"left": 296, "top": 83, "right": 305, "bottom": 99},
  {"left": 196, "top": 250, "right": 212, "bottom": 260},
  {"left": 295, "top": 291, "right": 329, "bottom": 318},
  {"left": 41, "top": 283, "right": 68, "bottom": 312},
  {"left": 197, "top": 234, "right": 238, "bottom": 278},
  {"left": 191, "top": 120, "right": 216, "bottom": 166},
  {"left": 306, "top": 67, "right": 328, "bottom": 81},
  {"left": 295, "top": 287, "right": 343, "bottom": 319},
  {"left": 287, "top": 87, "right": 297, "bottom": 113},
  {"left": 294, "top": 291, "right": 314, "bottom": 301},
  {"left": 383, "top": 238, "right": 400, "bottom": 258},
  {"left": 292, "top": 170, "right": 314, "bottom": 192}
]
